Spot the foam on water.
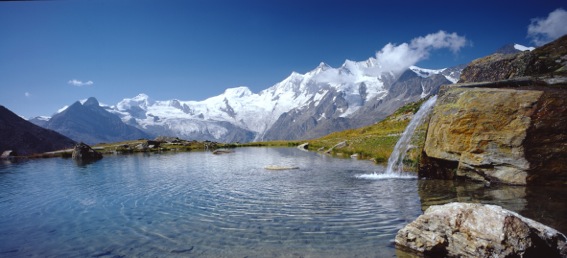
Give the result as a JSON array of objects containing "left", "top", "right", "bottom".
[{"left": 356, "top": 172, "right": 417, "bottom": 180}]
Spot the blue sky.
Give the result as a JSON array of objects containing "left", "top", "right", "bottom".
[{"left": 1, "top": 0, "right": 566, "bottom": 118}]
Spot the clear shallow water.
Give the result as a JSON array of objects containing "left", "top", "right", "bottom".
[
  {"left": 1, "top": 148, "right": 566, "bottom": 257},
  {"left": 0, "top": 148, "right": 421, "bottom": 257}
]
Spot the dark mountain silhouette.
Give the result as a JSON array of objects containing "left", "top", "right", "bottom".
[{"left": 0, "top": 105, "right": 76, "bottom": 156}]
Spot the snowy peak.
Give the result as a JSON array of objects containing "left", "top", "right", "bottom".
[
  {"left": 83, "top": 97, "right": 100, "bottom": 107},
  {"left": 409, "top": 66, "right": 446, "bottom": 78},
  {"left": 495, "top": 43, "right": 535, "bottom": 54},
  {"left": 223, "top": 86, "right": 253, "bottom": 99},
  {"left": 409, "top": 65, "right": 461, "bottom": 83},
  {"left": 313, "top": 62, "right": 331, "bottom": 73},
  {"left": 116, "top": 93, "right": 151, "bottom": 111},
  {"left": 514, "top": 44, "right": 535, "bottom": 52}
]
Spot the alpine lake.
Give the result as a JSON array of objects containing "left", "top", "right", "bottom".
[{"left": 0, "top": 147, "right": 565, "bottom": 257}]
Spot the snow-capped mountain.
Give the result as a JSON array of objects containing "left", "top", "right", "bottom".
[
  {"left": 33, "top": 53, "right": 462, "bottom": 143},
  {"left": 409, "top": 65, "right": 463, "bottom": 84},
  {"left": 44, "top": 97, "right": 151, "bottom": 145},
  {"left": 514, "top": 44, "right": 535, "bottom": 52},
  {"left": 28, "top": 115, "right": 51, "bottom": 127},
  {"left": 104, "top": 57, "right": 459, "bottom": 142},
  {"left": 495, "top": 43, "right": 535, "bottom": 54}
]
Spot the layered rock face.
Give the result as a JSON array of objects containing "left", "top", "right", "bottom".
[
  {"left": 419, "top": 79, "right": 567, "bottom": 185},
  {"left": 395, "top": 202, "right": 567, "bottom": 257},
  {"left": 419, "top": 35, "right": 567, "bottom": 185}
]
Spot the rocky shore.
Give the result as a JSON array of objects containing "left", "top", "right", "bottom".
[{"left": 397, "top": 34, "right": 567, "bottom": 256}]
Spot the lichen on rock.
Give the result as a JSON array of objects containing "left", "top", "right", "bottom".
[
  {"left": 419, "top": 34, "right": 567, "bottom": 186},
  {"left": 395, "top": 202, "right": 567, "bottom": 257},
  {"left": 421, "top": 85, "right": 542, "bottom": 185}
]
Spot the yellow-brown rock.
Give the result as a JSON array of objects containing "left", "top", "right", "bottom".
[
  {"left": 423, "top": 86, "right": 540, "bottom": 184},
  {"left": 419, "top": 78, "right": 567, "bottom": 185}
]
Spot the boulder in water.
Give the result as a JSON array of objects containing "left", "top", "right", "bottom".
[
  {"left": 395, "top": 202, "right": 567, "bottom": 257},
  {"left": 1, "top": 150, "right": 17, "bottom": 159},
  {"left": 72, "top": 142, "right": 102, "bottom": 161},
  {"left": 297, "top": 142, "right": 309, "bottom": 150}
]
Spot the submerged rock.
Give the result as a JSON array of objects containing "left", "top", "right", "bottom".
[
  {"left": 212, "top": 149, "right": 233, "bottom": 155},
  {"left": 264, "top": 165, "right": 299, "bottom": 170},
  {"left": 72, "top": 142, "right": 103, "bottom": 161},
  {"left": 395, "top": 202, "right": 567, "bottom": 257}
]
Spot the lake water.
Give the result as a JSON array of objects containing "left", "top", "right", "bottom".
[{"left": 0, "top": 147, "right": 565, "bottom": 257}]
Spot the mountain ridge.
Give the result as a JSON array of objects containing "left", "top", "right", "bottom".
[
  {"left": 0, "top": 105, "right": 76, "bottom": 155},
  {"left": 43, "top": 97, "right": 151, "bottom": 145},
  {"left": 32, "top": 55, "right": 466, "bottom": 143}
]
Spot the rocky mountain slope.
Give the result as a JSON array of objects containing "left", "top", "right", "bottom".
[
  {"left": 43, "top": 97, "right": 150, "bottom": 145},
  {"left": 459, "top": 35, "right": 567, "bottom": 83},
  {"left": 0, "top": 105, "right": 76, "bottom": 156}
]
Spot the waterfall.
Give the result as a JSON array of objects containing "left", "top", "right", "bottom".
[
  {"left": 384, "top": 95, "right": 437, "bottom": 175},
  {"left": 356, "top": 95, "right": 438, "bottom": 180}
]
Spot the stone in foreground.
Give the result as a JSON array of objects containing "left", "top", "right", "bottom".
[{"left": 395, "top": 202, "right": 567, "bottom": 257}]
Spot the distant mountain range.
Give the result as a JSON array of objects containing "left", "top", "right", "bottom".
[
  {"left": 0, "top": 105, "right": 75, "bottom": 155},
  {"left": 28, "top": 43, "right": 534, "bottom": 144},
  {"left": 40, "top": 97, "right": 150, "bottom": 145}
]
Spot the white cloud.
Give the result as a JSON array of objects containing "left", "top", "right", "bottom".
[
  {"left": 528, "top": 8, "right": 567, "bottom": 46},
  {"left": 24, "top": 92, "right": 31, "bottom": 97},
  {"left": 369, "top": 30, "right": 467, "bottom": 76},
  {"left": 68, "top": 79, "right": 94, "bottom": 87}
]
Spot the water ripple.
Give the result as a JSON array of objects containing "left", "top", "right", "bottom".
[{"left": 0, "top": 148, "right": 423, "bottom": 257}]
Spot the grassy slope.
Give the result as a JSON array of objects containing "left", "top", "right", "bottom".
[{"left": 243, "top": 98, "right": 430, "bottom": 169}]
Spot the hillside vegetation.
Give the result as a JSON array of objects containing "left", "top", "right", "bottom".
[{"left": 245, "top": 98, "right": 430, "bottom": 169}]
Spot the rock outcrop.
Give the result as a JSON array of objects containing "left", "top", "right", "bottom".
[
  {"left": 419, "top": 35, "right": 567, "bottom": 186},
  {"left": 72, "top": 142, "right": 103, "bottom": 161},
  {"left": 419, "top": 78, "right": 567, "bottom": 185},
  {"left": 395, "top": 202, "right": 567, "bottom": 257}
]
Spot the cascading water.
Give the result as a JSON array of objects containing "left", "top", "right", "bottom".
[
  {"left": 357, "top": 95, "right": 437, "bottom": 179},
  {"left": 385, "top": 95, "right": 437, "bottom": 175}
]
